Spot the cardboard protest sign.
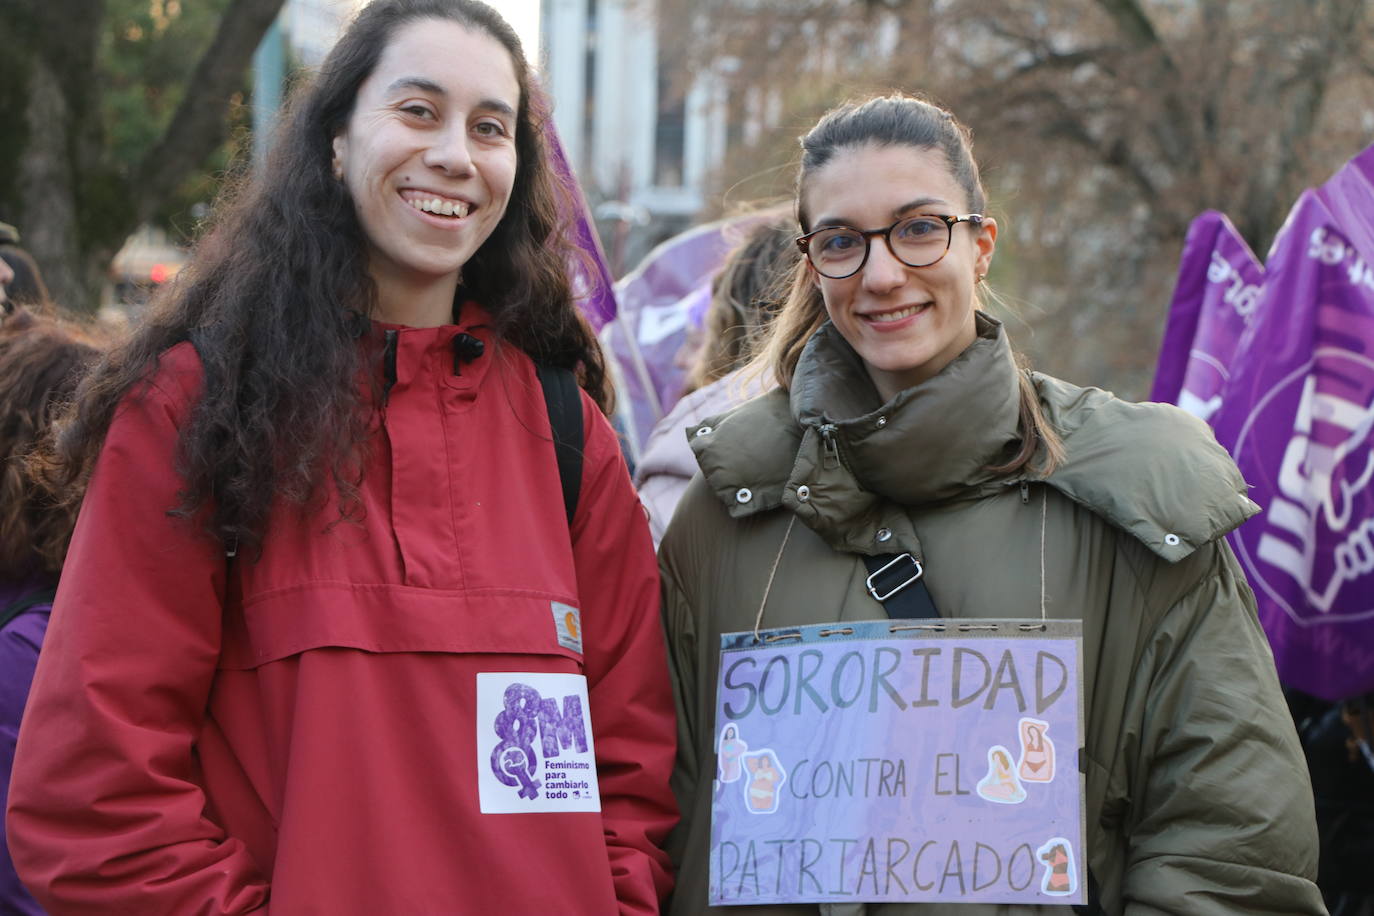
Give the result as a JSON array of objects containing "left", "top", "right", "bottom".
[
  {"left": 1154, "top": 144, "right": 1374, "bottom": 700},
  {"left": 710, "top": 620, "right": 1084, "bottom": 906}
]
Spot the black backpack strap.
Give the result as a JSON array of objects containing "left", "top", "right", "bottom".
[
  {"left": 862, "top": 553, "right": 939, "bottom": 619},
  {"left": 536, "top": 364, "right": 584, "bottom": 527},
  {"left": 1, "top": 587, "right": 58, "bottom": 630}
]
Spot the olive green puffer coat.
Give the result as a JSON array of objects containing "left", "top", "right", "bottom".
[{"left": 658, "top": 316, "right": 1325, "bottom": 915}]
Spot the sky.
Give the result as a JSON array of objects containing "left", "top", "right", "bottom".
[{"left": 487, "top": 0, "right": 542, "bottom": 64}]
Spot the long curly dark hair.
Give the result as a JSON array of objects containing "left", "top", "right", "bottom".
[
  {"left": 0, "top": 308, "right": 102, "bottom": 579},
  {"left": 41, "top": 0, "right": 609, "bottom": 557}
]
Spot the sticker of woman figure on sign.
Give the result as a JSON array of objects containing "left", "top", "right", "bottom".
[
  {"left": 741, "top": 750, "right": 787, "bottom": 815},
  {"left": 717, "top": 724, "right": 749, "bottom": 784},
  {"left": 1017, "top": 716, "right": 1055, "bottom": 783},
  {"left": 1036, "top": 837, "right": 1078, "bottom": 897},
  {"left": 976, "top": 745, "right": 1027, "bottom": 804}
]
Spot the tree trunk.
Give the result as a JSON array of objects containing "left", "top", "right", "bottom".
[
  {"left": 6, "top": 0, "right": 286, "bottom": 313},
  {"left": 17, "top": 57, "right": 88, "bottom": 310}
]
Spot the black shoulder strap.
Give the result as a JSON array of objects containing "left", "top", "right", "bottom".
[
  {"left": 536, "top": 365, "right": 584, "bottom": 527},
  {"left": 862, "top": 553, "right": 939, "bottom": 619},
  {"left": 1, "top": 587, "right": 58, "bottom": 630}
]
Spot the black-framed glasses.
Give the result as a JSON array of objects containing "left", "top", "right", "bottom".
[{"left": 795, "top": 213, "right": 984, "bottom": 280}]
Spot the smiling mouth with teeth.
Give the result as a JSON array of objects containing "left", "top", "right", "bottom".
[
  {"left": 405, "top": 196, "right": 471, "bottom": 218},
  {"left": 866, "top": 303, "right": 929, "bottom": 323}
]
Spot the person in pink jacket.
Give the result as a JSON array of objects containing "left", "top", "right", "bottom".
[
  {"left": 6, "top": 2, "right": 677, "bottom": 913},
  {"left": 635, "top": 215, "right": 797, "bottom": 544}
]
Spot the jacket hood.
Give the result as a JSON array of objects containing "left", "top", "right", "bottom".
[{"left": 689, "top": 313, "right": 1258, "bottom": 562}]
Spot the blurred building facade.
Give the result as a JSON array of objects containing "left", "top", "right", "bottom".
[
  {"left": 285, "top": 0, "right": 357, "bottom": 66},
  {"left": 541, "top": 0, "right": 777, "bottom": 275}
]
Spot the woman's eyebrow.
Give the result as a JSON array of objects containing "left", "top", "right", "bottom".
[
  {"left": 811, "top": 196, "right": 950, "bottom": 229},
  {"left": 474, "top": 98, "right": 517, "bottom": 118},
  {"left": 893, "top": 196, "right": 947, "bottom": 217},
  {"left": 385, "top": 76, "right": 445, "bottom": 96},
  {"left": 383, "top": 77, "right": 516, "bottom": 119},
  {"left": 810, "top": 215, "right": 851, "bottom": 230}
]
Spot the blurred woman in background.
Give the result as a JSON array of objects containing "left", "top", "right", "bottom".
[
  {"left": 0, "top": 247, "right": 52, "bottom": 313},
  {"left": 0, "top": 307, "right": 102, "bottom": 916},
  {"left": 636, "top": 213, "right": 798, "bottom": 544}
]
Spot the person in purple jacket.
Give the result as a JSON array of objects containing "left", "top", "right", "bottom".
[{"left": 0, "top": 307, "right": 102, "bottom": 914}]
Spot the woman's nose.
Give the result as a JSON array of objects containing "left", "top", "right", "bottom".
[
  {"left": 423, "top": 125, "right": 475, "bottom": 177},
  {"left": 861, "top": 238, "right": 908, "bottom": 293}
]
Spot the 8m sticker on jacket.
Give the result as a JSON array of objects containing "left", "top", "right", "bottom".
[{"left": 477, "top": 672, "right": 602, "bottom": 813}]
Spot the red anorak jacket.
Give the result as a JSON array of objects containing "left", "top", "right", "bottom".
[{"left": 7, "top": 308, "right": 677, "bottom": 914}]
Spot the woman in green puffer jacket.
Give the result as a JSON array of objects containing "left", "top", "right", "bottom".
[{"left": 658, "top": 93, "right": 1326, "bottom": 915}]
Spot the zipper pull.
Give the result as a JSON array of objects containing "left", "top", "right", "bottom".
[
  {"left": 1020, "top": 480, "right": 1030, "bottom": 504},
  {"left": 820, "top": 423, "right": 841, "bottom": 469}
]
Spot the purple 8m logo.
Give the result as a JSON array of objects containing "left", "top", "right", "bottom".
[
  {"left": 492, "top": 685, "right": 543, "bottom": 799},
  {"left": 490, "top": 682, "right": 590, "bottom": 801}
]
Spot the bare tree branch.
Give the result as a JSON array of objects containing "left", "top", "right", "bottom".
[{"left": 1092, "top": 0, "right": 1167, "bottom": 53}]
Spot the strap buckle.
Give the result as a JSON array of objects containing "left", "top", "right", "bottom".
[{"left": 865, "top": 553, "right": 924, "bottom": 601}]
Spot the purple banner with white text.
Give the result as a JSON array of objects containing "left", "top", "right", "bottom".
[
  {"left": 1154, "top": 144, "right": 1374, "bottom": 701},
  {"left": 710, "top": 620, "right": 1085, "bottom": 906},
  {"left": 1149, "top": 211, "right": 1265, "bottom": 419}
]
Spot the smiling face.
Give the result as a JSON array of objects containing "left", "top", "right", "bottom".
[
  {"left": 331, "top": 17, "right": 520, "bottom": 312},
  {"left": 802, "top": 143, "right": 997, "bottom": 401}
]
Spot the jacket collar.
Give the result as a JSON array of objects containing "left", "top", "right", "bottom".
[
  {"left": 691, "top": 314, "right": 1022, "bottom": 556},
  {"left": 689, "top": 313, "right": 1259, "bottom": 562},
  {"left": 789, "top": 313, "right": 1022, "bottom": 506}
]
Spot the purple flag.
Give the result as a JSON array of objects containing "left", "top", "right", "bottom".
[
  {"left": 1149, "top": 211, "right": 1265, "bottom": 420},
  {"left": 534, "top": 84, "right": 618, "bottom": 330},
  {"left": 1156, "top": 144, "right": 1374, "bottom": 701},
  {"left": 603, "top": 216, "right": 772, "bottom": 459}
]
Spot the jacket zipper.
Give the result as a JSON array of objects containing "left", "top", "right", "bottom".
[{"left": 819, "top": 423, "right": 843, "bottom": 470}]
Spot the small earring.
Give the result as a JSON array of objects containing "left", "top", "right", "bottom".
[{"left": 976, "top": 273, "right": 987, "bottom": 284}]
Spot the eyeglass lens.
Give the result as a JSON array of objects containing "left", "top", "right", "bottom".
[{"left": 808, "top": 216, "right": 950, "bottom": 278}]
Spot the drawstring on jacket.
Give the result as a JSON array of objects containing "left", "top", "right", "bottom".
[
  {"left": 381, "top": 329, "right": 398, "bottom": 405},
  {"left": 452, "top": 333, "right": 485, "bottom": 375}
]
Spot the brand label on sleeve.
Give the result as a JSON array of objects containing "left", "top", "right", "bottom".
[
  {"left": 552, "top": 601, "right": 583, "bottom": 655},
  {"left": 477, "top": 671, "right": 601, "bottom": 814}
]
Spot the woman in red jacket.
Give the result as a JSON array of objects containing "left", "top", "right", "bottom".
[{"left": 6, "top": 2, "right": 677, "bottom": 913}]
